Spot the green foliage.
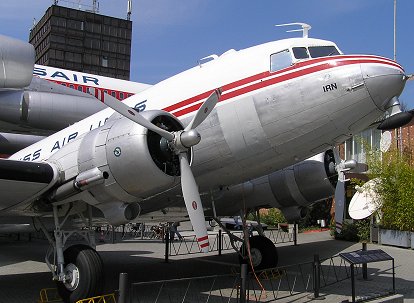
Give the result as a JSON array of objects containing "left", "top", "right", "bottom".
[
  {"left": 330, "top": 219, "right": 370, "bottom": 242},
  {"left": 260, "top": 208, "right": 286, "bottom": 227},
  {"left": 335, "top": 221, "right": 359, "bottom": 241},
  {"left": 366, "top": 148, "right": 414, "bottom": 231},
  {"left": 354, "top": 219, "right": 371, "bottom": 241},
  {"left": 298, "top": 199, "right": 331, "bottom": 229}
]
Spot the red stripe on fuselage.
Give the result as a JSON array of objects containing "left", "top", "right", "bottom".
[{"left": 167, "top": 56, "right": 403, "bottom": 118}]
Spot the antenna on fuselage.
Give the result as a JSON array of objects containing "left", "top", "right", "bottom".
[{"left": 275, "top": 22, "right": 312, "bottom": 38}]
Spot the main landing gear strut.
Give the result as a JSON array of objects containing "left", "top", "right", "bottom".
[{"left": 35, "top": 204, "right": 104, "bottom": 303}]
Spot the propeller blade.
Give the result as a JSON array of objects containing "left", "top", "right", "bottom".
[
  {"left": 185, "top": 88, "right": 221, "bottom": 131},
  {"left": 334, "top": 178, "right": 345, "bottom": 233},
  {"left": 179, "top": 153, "right": 209, "bottom": 252},
  {"left": 97, "top": 89, "right": 175, "bottom": 141},
  {"left": 332, "top": 146, "right": 345, "bottom": 233}
]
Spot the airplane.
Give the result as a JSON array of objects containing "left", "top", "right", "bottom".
[
  {"left": 0, "top": 22, "right": 411, "bottom": 302},
  {"left": 0, "top": 33, "right": 151, "bottom": 155}
]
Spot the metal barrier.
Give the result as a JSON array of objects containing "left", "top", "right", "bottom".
[
  {"left": 37, "top": 288, "right": 62, "bottom": 303},
  {"left": 125, "top": 253, "right": 362, "bottom": 303},
  {"left": 75, "top": 293, "right": 117, "bottom": 303},
  {"left": 168, "top": 228, "right": 295, "bottom": 257}
]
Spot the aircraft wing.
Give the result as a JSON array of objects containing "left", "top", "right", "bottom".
[{"left": 0, "top": 158, "right": 59, "bottom": 213}]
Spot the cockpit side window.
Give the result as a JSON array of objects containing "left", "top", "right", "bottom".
[
  {"left": 292, "top": 47, "right": 309, "bottom": 59},
  {"left": 270, "top": 49, "right": 292, "bottom": 72},
  {"left": 308, "top": 46, "right": 340, "bottom": 58}
]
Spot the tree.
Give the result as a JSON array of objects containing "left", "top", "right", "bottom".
[{"left": 366, "top": 147, "right": 414, "bottom": 231}]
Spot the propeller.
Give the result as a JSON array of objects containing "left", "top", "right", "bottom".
[
  {"left": 332, "top": 147, "right": 358, "bottom": 233},
  {"left": 98, "top": 88, "right": 222, "bottom": 252}
]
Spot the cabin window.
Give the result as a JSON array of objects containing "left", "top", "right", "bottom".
[
  {"left": 120, "top": 92, "right": 124, "bottom": 100},
  {"left": 270, "top": 49, "right": 292, "bottom": 72},
  {"left": 309, "top": 46, "right": 340, "bottom": 58},
  {"left": 292, "top": 47, "right": 309, "bottom": 59}
]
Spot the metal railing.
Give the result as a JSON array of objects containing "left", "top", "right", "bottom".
[
  {"left": 168, "top": 228, "right": 295, "bottom": 257},
  {"left": 121, "top": 253, "right": 363, "bottom": 303}
]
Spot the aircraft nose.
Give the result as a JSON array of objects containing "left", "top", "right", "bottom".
[{"left": 361, "top": 59, "right": 406, "bottom": 111}]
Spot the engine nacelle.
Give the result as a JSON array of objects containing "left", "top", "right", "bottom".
[
  {"left": 0, "top": 90, "right": 105, "bottom": 131},
  {"left": 268, "top": 150, "right": 336, "bottom": 209},
  {"left": 279, "top": 206, "right": 308, "bottom": 222},
  {"left": 207, "top": 150, "right": 337, "bottom": 221},
  {"left": 0, "top": 34, "right": 34, "bottom": 88},
  {"left": 49, "top": 110, "right": 186, "bottom": 217}
]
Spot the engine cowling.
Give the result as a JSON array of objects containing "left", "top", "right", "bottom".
[
  {"left": 207, "top": 150, "right": 337, "bottom": 222},
  {"left": 0, "top": 34, "right": 34, "bottom": 88},
  {"left": 268, "top": 150, "right": 336, "bottom": 210},
  {"left": 49, "top": 110, "right": 186, "bottom": 223},
  {"left": 0, "top": 90, "right": 105, "bottom": 132}
]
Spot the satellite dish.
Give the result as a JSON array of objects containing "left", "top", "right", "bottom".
[
  {"left": 380, "top": 131, "right": 392, "bottom": 152},
  {"left": 349, "top": 178, "right": 382, "bottom": 220}
]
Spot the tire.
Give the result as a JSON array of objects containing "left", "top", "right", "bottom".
[
  {"left": 56, "top": 245, "right": 104, "bottom": 303},
  {"left": 239, "top": 235, "right": 278, "bottom": 271}
]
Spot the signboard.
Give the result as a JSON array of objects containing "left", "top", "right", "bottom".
[{"left": 340, "top": 249, "right": 393, "bottom": 265}]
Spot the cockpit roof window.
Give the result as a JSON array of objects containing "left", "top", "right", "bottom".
[
  {"left": 270, "top": 49, "right": 292, "bottom": 72},
  {"left": 292, "top": 47, "right": 309, "bottom": 59},
  {"left": 308, "top": 46, "right": 340, "bottom": 58}
]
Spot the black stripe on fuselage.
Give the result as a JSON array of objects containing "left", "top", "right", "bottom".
[{"left": 0, "top": 159, "right": 54, "bottom": 183}]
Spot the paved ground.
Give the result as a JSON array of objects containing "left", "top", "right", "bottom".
[{"left": 0, "top": 229, "right": 413, "bottom": 302}]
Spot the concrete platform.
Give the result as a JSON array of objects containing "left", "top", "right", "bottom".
[{"left": 0, "top": 230, "right": 413, "bottom": 302}]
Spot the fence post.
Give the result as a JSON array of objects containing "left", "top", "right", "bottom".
[
  {"left": 164, "top": 230, "right": 170, "bottom": 263},
  {"left": 293, "top": 222, "right": 298, "bottom": 246},
  {"left": 240, "top": 263, "right": 248, "bottom": 303},
  {"left": 362, "top": 242, "right": 368, "bottom": 280},
  {"left": 218, "top": 229, "right": 222, "bottom": 256},
  {"left": 308, "top": 254, "right": 325, "bottom": 300},
  {"left": 112, "top": 225, "right": 116, "bottom": 244},
  {"left": 118, "top": 272, "right": 128, "bottom": 303}
]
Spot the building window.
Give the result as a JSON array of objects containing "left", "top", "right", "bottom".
[{"left": 102, "top": 56, "right": 108, "bottom": 67}]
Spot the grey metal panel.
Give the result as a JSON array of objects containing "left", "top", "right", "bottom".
[
  {"left": 0, "top": 180, "right": 46, "bottom": 211},
  {"left": 0, "top": 35, "right": 34, "bottom": 88},
  {"left": 0, "top": 132, "right": 45, "bottom": 154}
]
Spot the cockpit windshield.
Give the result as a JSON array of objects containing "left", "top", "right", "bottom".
[
  {"left": 308, "top": 46, "right": 340, "bottom": 57},
  {"left": 292, "top": 45, "right": 340, "bottom": 59}
]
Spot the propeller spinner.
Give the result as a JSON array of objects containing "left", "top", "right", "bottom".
[{"left": 101, "top": 88, "right": 222, "bottom": 252}]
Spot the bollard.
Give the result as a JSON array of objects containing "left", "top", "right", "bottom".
[
  {"left": 218, "top": 230, "right": 222, "bottom": 256},
  {"left": 118, "top": 273, "right": 128, "bottom": 303},
  {"left": 164, "top": 230, "right": 169, "bottom": 263},
  {"left": 362, "top": 242, "right": 368, "bottom": 280},
  {"left": 240, "top": 263, "right": 248, "bottom": 303}
]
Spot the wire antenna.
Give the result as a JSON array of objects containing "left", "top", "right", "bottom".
[{"left": 275, "top": 22, "right": 312, "bottom": 38}]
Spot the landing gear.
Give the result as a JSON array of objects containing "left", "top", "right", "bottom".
[
  {"left": 35, "top": 204, "right": 104, "bottom": 303},
  {"left": 56, "top": 245, "right": 104, "bottom": 303},
  {"left": 240, "top": 235, "right": 278, "bottom": 270}
]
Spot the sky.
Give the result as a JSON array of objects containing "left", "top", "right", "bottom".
[{"left": 1, "top": 0, "right": 414, "bottom": 108}]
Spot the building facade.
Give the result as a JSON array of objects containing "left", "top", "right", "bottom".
[{"left": 29, "top": 4, "right": 132, "bottom": 80}]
